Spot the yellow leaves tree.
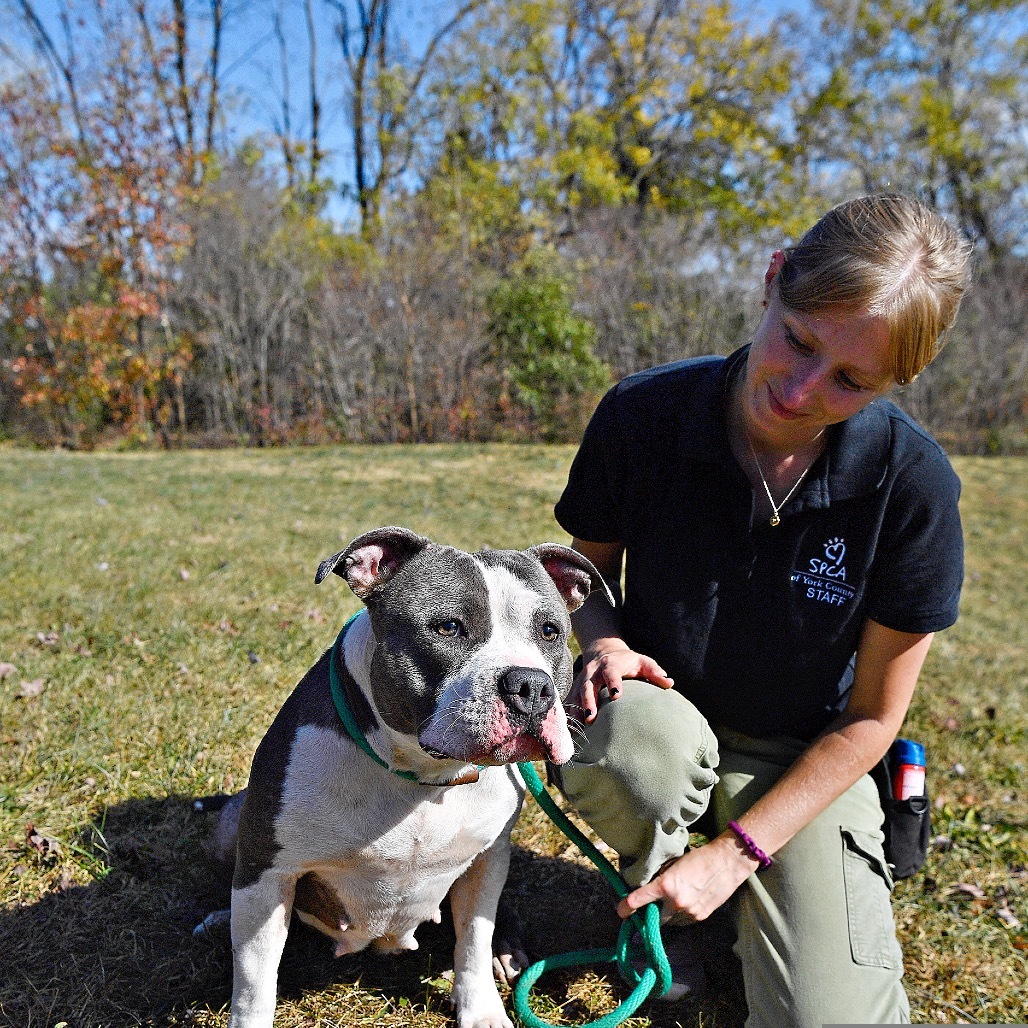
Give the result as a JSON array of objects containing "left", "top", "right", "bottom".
[
  {"left": 426, "top": 0, "right": 799, "bottom": 241},
  {"left": 792, "top": 0, "right": 1026, "bottom": 256}
]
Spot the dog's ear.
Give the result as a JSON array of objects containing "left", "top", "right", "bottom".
[
  {"left": 316, "top": 527, "right": 432, "bottom": 599},
  {"left": 527, "top": 544, "right": 616, "bottom": 613}
]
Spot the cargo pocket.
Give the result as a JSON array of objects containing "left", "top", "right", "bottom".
[{"left": 840, "top": 827, "right": 902, "bottom": 970}]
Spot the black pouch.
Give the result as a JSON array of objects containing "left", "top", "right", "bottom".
[{"left": 870, "top": 752, "right": 931, "bottom": 880}]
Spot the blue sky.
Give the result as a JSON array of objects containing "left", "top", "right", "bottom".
[{"left": 5, "top": 0, "right": 811, "bottom": 227}]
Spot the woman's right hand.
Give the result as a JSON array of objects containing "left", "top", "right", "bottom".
[{"left": 569, "top": 646, "right": 675, "bottom": 723}]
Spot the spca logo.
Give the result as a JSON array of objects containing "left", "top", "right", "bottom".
[{"left": 809, "top": 537, "right": 847, "bottom": 581}]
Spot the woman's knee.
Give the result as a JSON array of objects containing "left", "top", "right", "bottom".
[{"left": 553, "top": 681, "right": 719, "bottom": 881}]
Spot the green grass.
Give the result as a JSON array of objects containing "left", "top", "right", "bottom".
[{"left": 0, "top": 446, "right": 1024, "bottom": 1027}]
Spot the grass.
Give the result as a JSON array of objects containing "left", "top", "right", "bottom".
[{"left": 0, "top": 445, "right": 1024, "bottom": 1027}]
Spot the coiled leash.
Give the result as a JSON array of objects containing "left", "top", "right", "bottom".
[{"left": 512, "top": 761, "right": 672, "bottom": 1028}]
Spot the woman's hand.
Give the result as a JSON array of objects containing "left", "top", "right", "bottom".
[
  {"left": 569, "top": 645, "right": 674, "bottom": 723},
  {"left": 616, "top": 835, "right": 757, "bottom": 923}
]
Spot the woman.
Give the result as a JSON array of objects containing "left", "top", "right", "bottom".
[{"left": 552, "top": 194, "right": 972, "bottom": 1027}]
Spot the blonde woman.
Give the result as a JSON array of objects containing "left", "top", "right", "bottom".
[{"left": 552, "top": 194, "right": 972, "bottom": 1027}]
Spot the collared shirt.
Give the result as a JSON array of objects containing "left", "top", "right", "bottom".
[{"left": 554, "top": 346, "right": 964, "bottom": 741}]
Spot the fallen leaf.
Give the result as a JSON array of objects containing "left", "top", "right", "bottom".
[
  {"left": 18, "top": 679, "right": 45, "bottom": 698},
  {"left": 0, "top": 662, "right": 16, "bottom": 680},
  {"left": 218, "top": 619, "right": 240, "bottom": 636},
  {"left": 247, "top": 650, "right": 260, "bottom": 664},
  {"left": 995, "top": 906, "right": 1022, "bottom": 929},
  {"left": 36, "top": 631, "right": 60, "bottom": 647},
  {"left": 25, "top": 823, "right": 60, "bottom": 859},
  {"left": 179, "top": 568, "right": 190, "bottom": 580},
  {"left": 74, "top": 644, "right": 93, "bottom": 657},
  {"left": 305, "top": 608, "right": 326, "bottom": 623},
  {"left": 949, "top": 882, "right": 986, "bottom": 899}
]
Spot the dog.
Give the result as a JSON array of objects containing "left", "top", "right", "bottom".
[{"left": 202, "top": 526, "right": 611, "bottom": 1028}]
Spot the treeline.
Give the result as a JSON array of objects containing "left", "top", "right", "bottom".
[{"left": 1, "top": 0, "right": 1025, "bottom": 451}]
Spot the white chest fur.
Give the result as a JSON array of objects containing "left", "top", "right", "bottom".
[{"left": 272, "top": 725, "right": 523, "bottom": 940}]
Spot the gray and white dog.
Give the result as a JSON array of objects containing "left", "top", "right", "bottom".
[{"left": 204, "top": 527, "right": 611, "bottom": 1028}]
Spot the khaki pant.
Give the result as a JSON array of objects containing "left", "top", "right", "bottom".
[{"left": 555, "top": 681, "right": 910, "bottom": 1028}]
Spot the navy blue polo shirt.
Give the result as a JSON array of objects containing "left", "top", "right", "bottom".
[{"left": 554, "top": 346, "right": 964, "bottom": 741}]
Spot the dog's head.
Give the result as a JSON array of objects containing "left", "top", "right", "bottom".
[{"left": 316, "top": 527, "right": 612, "bottom": 766}]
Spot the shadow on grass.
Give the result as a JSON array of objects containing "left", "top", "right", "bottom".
[{"left": 0, "top": 797, "right": 746, "bottom": 1027}]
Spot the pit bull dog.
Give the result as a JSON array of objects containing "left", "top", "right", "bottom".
[{"left": 205, "top": 527, "right": 611, "bottom": 1028}]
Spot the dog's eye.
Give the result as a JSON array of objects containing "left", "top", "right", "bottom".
[
  {"left": 540, "top": 622, "right": 560, "bottom": 642},
  {"left": 435, "top": 620, "right": 464, "bottom": 638}
]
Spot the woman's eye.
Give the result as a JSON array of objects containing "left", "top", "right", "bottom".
[
  {"left": 540, "top": 622, "right": 560, "bottom": 642},
  {"left": 837, "top": 372, "right": 864, "bottom": 392},
  {"left": 786, "top": 329, "right": 811, "bottom": 353},
  {"left": 435, "top": 620, "right": 463, "bottom": 638}
]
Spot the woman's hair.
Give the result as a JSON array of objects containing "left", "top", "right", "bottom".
[{"left": 776, "top": 194, "right": 973, "bottom": 384}]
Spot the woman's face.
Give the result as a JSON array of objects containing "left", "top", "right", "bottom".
[{"left": 739, "top": 259, "right": 895, "bottom": 452}]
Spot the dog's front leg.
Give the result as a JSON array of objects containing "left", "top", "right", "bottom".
[
  {"left": 449, "top": 838, "right": 515, "bottom": 1028},
  {"left": 229, "top": 871, "right": 296, "bottom": 1028}
]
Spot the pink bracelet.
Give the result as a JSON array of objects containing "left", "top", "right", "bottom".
[{"left": 727, "top": 821, "right": 773, "bottom": 869}]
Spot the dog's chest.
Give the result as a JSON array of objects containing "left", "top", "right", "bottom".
[
  {"left": 271, "top": 726, "right": 522, "bottom": 940},
  {"left": 275, "top": 725, "right": 520, "bottom": 871}
]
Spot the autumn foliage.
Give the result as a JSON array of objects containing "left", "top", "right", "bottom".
[{"left": 1, "top": 0, "right": 1024, "bottom": 450}]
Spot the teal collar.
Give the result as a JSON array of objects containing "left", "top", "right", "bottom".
[{"left": 329, "top": 613, "right": 481, "bottom": 786}]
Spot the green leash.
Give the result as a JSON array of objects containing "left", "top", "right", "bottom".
[{"left": 512, "top": 761, "right": 672, "bottom": 1028}]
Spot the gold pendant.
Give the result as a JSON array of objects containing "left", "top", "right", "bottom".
[{"left": 770, "top": 513, "right": 781, "bottom": 527}]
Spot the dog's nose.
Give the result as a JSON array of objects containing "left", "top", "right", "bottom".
[{"left": 499, "top": 668, "right": 556, "bottom": 718}]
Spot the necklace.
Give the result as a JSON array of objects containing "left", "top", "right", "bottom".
[{"left": 748, "top": 435, "right": 822, "bottom": 527}]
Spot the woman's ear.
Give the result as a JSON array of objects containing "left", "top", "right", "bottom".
[{"left": 763, "top": 249, "right": 787, "bottom": 303}]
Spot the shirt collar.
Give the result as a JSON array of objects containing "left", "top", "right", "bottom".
[
  {"left": 674, "top": 344, "right": 749, "bottom": 464},
  {"left": 675, "top": 344, "right": 892, "bottom": 506}
]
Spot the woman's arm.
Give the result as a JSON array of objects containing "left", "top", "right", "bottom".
[
  {"left": 569, "top": 538, "right": 675, "bottom": 722},
  {"left": 618, "top": 619, "right": 935, "bottom": 921}
]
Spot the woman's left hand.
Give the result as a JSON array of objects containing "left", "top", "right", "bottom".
[{"left": 616, "top": 836, "right": 758, "bottom": 923}]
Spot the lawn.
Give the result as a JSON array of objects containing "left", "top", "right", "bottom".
[{"left": 0, "top": 445, "right": 1024, "bottom": 1027}]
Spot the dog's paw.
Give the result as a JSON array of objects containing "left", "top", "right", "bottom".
[
  {"left": 491, "top": 948, "right": 526, "bottom": 984},
  {"left": 451, "top": 980, "right": 513, "bottom": 1028},
  {"left": 456, "top": 1007, "right": 514, "bottom": 1028},
  {"left": 491, "top": 894, "right": 529, "bottom": 983}
]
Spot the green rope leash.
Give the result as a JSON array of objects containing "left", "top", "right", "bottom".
[{"left": 512, "top": 761, "right": 672, "bottom": 1028}]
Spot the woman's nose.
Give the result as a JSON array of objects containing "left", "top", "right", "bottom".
[{"left": 780, "top": 365, "right": 824, "bottom": 408}]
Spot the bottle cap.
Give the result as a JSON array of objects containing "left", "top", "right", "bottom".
[{"left": 893, "top": 738, "right": 925, "bottom": 767}]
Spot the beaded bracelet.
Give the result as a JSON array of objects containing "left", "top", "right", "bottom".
[{"left": 727, "top": 820, "right": 773, "bottom": 870}]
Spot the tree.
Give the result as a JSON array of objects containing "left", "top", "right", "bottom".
[
  {"left": 791, "top": 0, "right": 1027, "bottom": 257},
  {"left": 328, "top": 0, "right": 486, "bottom": 237},
  {"left": 1, "top": 0, "right": 200, "bottom": 446},
  {"left": 427, "top": 0, "right": 801, "bottom": 243},
  {"left": 486, "top": 249, "right": 609, "bottom": 440}
]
